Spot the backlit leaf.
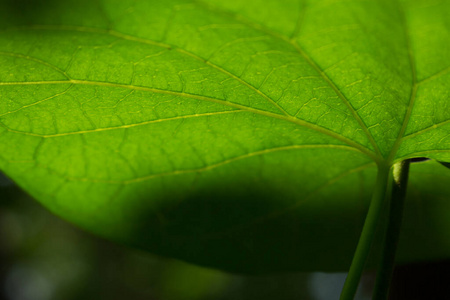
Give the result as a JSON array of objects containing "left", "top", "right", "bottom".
[{"left": 0, "top": 0, "right": 449, "bottom": 272}]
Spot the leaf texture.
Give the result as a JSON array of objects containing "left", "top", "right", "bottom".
[{"left": 0, "top": 0, "right": 449, "bottom": 272}]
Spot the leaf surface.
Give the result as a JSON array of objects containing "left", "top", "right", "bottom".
[{"left": 0, "top": 0, "right": 449, "bottom": 272}]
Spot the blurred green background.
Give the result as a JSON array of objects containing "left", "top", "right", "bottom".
[{"left": 0, "top": 172, "right": 378, "bottom": 300}]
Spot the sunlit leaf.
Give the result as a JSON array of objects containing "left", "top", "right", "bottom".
[{"left": 0, "top": 0, "right": 449, "bottom": 272}]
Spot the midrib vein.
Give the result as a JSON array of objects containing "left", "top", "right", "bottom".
[{"left": 387, "top": 1, "right": 417, "bottom": 163}]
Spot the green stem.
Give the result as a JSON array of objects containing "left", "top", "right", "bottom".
[
  {"left": 372, "top": 159, "right": 411, "bottom": 300},
  {"left": 339, "top": 164, "right": 391, "bottom": 300}
]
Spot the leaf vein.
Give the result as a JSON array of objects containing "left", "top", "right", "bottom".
[
  {"left": 189, "top": 0, "right": 382, "bottom": 157},
  {"left": 387, "top": 1, "right": 418, "bottom": 163},
  {"left": 402, "top": 120, "right": 450, "bottom": 141},
  {"left": 0, "top": 51, "right": 69, "bottom": 79},
  {"left": 0, "top": 79, "right": 377, "bottom": 159},
  {"left": 31, "top": 144, "right": 366, "bottom": 184}
]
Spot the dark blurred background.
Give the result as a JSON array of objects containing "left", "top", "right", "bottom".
[
  {"left": 2, "top": 171, "right": 449, "bottom": 300},
  {"left": 0, "top": 171, "right": 381, "bottom": 300}
]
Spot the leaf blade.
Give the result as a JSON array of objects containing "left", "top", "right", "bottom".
[{"left": 0, "top": 0, "right": 449, "bottom": 273}]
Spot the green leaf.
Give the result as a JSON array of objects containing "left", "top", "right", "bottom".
[{"left": 0, "top": 0, "right": 449, "bottom": 272}]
